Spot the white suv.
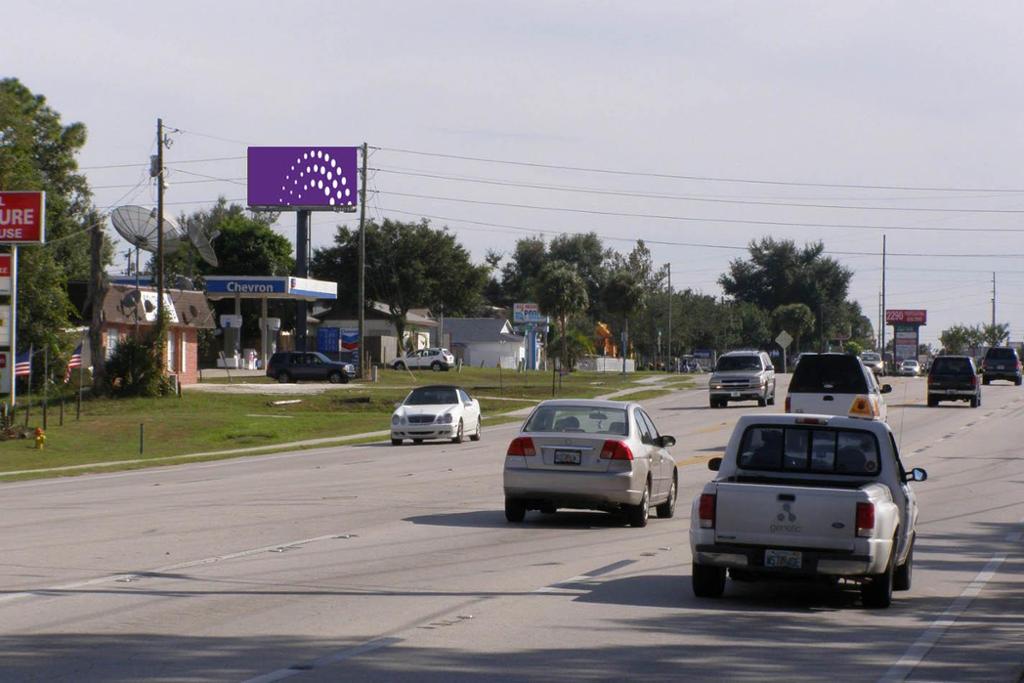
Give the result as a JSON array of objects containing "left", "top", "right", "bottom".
[{"left": 393, "top": 347, "right": 456, "bottom": 371}]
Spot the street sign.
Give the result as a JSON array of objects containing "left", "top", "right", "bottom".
[
  {"left": 513, "top": 303, "right": 548, "bottom": 324},
  {"left": 0, "top": 253, "right": 9, "bottom": 295},
  {"left": 885, "top": 309, "right": 927, "bottom": 325},
  {"left": 775, "top": 330, "right": 793, "bottom": 349},
  {"left": 0, "top": 191, "right": 46, "bottom": 243}
]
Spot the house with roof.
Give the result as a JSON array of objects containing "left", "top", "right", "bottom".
[
  {"left": 442, "top": 318, "right": 526, "bottom": 369},
  {"left": 96, "top": 284, "right": 216, "bottom": 385}
]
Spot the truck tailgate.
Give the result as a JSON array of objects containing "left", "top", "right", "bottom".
[{"left": 715, "top": 481, "right": 864, "bottom": 551}]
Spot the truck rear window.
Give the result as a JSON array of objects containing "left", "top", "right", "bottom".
[{"left": 738, "top": 426, "right": 880, "bottom": 476}]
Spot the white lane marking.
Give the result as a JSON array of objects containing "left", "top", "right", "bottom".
[
  {"left": 0, "top": 533, "right": 344, "bottom": 606},
  {"left": 879, "top": 522, "right": 1023, "bottom": 682},
  {"left": 243, "top": 637, "right": 403, "bottom": 683}
]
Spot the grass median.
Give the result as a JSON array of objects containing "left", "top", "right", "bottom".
[{"left": 0, "top": 369, "right": 689, "bottom": 480}]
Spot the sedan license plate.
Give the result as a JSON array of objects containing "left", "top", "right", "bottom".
[
  {"left": 765, "top": 549, "right": 802, "bottom": 569},
  {"left": 554, "top": 450, "right": 581, "bottom": 465},
  {"left": 730, "top": 391, "right": 741, "bottom": 398}
]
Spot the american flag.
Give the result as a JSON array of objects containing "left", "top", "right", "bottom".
[
  {"left": 14, "top": 348, "right": 32, "bottom": 377},
  {"left": 64, "top": 343, "right": 83, "bottom": 383}
]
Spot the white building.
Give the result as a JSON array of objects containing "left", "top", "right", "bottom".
[{"left": 443, "top": 318, "right": 526, "bottom": 369}]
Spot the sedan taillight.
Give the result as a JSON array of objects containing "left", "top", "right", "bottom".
[
  {"left": 506, "top": 437, "right": 536, "bottom": 457},
  {"left": 599, "top": 440, "right": 633, "bottom": 460}
]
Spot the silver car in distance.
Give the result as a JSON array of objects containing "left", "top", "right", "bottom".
[{"left": 503, "top": 399, "right": 678, "bottom": 527}]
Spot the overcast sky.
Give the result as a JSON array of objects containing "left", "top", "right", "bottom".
[{"left": 8, "top": 1, "right": 1024, "bottom": 347}]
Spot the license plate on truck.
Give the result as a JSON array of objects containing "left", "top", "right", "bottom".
[{"left": 765, "top": 549, "right": 802, "bottom": 569}]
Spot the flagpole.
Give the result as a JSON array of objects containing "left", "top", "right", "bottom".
[
  {"left": 24, "top": 345, "right": 32, "bottom": 427},
  {"left": 10, "top": 246, "right": 17, "bottom": 410}
]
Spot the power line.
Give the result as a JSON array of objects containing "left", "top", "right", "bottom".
[
  {"left": 371, "top": 166, "right": 1024, "bottom": 214},
  {"left": 81, "top": 155, "right": 245, "bottom": 170},
  {"left": 375, "top": 145, "right": 1024, "bottom": 194},
  {"left": 381, "top": 189, "right": 1024, "bottom": 235}
]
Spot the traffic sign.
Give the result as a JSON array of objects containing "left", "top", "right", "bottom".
[{"left": 775, "top": 330, "right": 793, "bottom": 349}]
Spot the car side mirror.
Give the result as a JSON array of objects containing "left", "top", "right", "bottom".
[
  {"left": 881, "top": 384, "right": 893, "bottom": 394},
  {"left": 708, "top": 457, "right": 722, "bottom": 471},
  {"left": 658, "top": 435, "right": 676, "bottom": 448},
  {"left": 905, "top": 467, "right": 927, "bottom": 482},
  {"left": 394, "top": 402, "right": 402, "bottom": 409}
]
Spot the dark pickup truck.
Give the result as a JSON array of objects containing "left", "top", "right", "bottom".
[{"left": 927, "top": 355, "right": 981, "bottom": 408}]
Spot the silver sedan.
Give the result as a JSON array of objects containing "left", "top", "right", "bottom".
[{"left": 503, "top": 399, "right": 678, "bottom": 527}]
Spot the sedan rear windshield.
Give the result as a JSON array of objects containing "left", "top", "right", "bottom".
[
  {"left": 525, "top": 406, "right": 628, "bottom": 435},
  {"left": 738, "top": 426, "right": 881, "bottom": 476},
  {"left": 716, "top": 355, "right": 762, "bottom": 372},
  {"left": 405, "top": 388, "right": 458, "bottom": 405},
  {"left": 789, "top": 356, "right": 868, "bottom": 393},
  {"left": 930, "top": 357, "right": 973, "bottom": 374}
]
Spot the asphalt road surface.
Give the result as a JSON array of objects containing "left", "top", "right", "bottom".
[{"left": 1, "top": 375, "right": 1022, "bottom": 682}]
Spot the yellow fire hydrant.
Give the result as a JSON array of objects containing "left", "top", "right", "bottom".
[{"left": 34, "top": 427, "right": 45, "bottom": 450}]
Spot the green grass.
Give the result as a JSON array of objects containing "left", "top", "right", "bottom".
[{"left": 0, "top": 368, "right": 685, "bottom": 480}]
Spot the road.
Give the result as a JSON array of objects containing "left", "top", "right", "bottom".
[{"left": 1, "top": 375, "right": 1022, "bottom": 682}]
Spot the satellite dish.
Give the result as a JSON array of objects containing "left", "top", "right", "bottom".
[
  {"left": 186, "top": 221, "right": 220, "bottom": 267},
  {"left": 110, "top": 206, "right": 181, "bottom": 253}
]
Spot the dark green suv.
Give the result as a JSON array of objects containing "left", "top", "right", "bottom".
[{"left": 981, "top": 347, "right": 1022, "bottom": 385}]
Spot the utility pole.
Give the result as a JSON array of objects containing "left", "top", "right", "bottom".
[
  {"left": 666, "top": 263, "right": 672, "bottom": 372},
  {"left": 881, "top": 234, "right": 887, "bottom": 359},
  {"left": 155, "top": 117, "right": 165, "bottom": 322},
  {"left": 991, "top": 272, "right": 996, "bottom": 328},
  {"left": 358, "top": 142, "right": 368, "bottom": 378},
  {"left": 295, "top": 210, "right": 309, "bottom": 351}
]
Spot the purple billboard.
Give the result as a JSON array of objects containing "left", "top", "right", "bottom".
[{"left": 247, "top": 146, "right": 359, "bottom": 210}]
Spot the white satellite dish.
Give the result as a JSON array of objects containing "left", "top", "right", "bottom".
[
  {"left": 186, "top": 221, "right": 220, "bottom": 267},
  {"left": 110, "top": 205, "right": 184, "bottom": 290}
]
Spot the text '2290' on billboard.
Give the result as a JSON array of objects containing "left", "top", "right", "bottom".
[{"left": 247, "top": 147, "right": 358, "bottom": 210}]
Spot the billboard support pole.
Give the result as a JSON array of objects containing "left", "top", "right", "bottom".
[
  {"left": 358, "top": 142, "right": 368, "bottom": 379},
  {"left": 10, "top": 246, "right": 17, "bottom": 409},
  {"left": 295, "top": 209, "right": 309, "bottom": 352}
]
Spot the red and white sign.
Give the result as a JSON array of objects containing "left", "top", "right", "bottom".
[
  {"left": 0, "top": 253, "right": 9, "bottom": 295},
  {"left": 0, "top": 191, "right": 46, "bottom": 243},
  {"left": 885, "top": 309, "right": 927, "bottom": 325}
]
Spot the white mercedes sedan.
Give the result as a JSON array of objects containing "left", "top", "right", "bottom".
[
  {"left": 503, "top": 399, "right": 678, "bottom": 527},
  {"left": 391, "top": 385, "right": 482, "bottom": 445}
]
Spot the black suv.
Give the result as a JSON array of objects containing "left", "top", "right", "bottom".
[
  {"left": 981, "top": 347, "right": 1022, "bottom": 385},
  {"left": 266, "top": 351, "right": 356, "bottom": 384},
  {"left": 927, "top": 355, "right": 980, "bottom": 407}
]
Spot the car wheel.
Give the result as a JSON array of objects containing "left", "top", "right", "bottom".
[
  {"left": 391, "top": 438, "right": 402, "bottom": 446},
  {"left": 504, "top": 498, "right": 526, "bottom": 523},
  {"left": 431, "top": 361, "right": 442, "bottom": 371},
  {"left": 469, "top": 417, "right": 481, "bottom": 441},
  {"left": 393, "top": 362, "right": 406, "bottom": 371},
  {"left": 328, "top": 371, "right": 342, "bottom": 384},
  {"left": 894, "top": 537, "right": 914, "bottom": 592},
  {"left": 1016, "top": 377, "right": 1023, "bottom": 386},
  {"left": 451, "top": 419, "right": 464, "bottom": 444},
  {"left": 627, "top": 480, "right": 650, "bottom": 527},
  {"left": 927, "top": 396, "right": 937, "bottom": 407},
  {"left": 692, "top": 563, "right": 726, "bottom": 598},
  {"left": 862, "top": 543, "right": 895, "bottom": 608},
  {"left": 767, "top": 390, "right": 775, "bottom": 406},
  {"left": 757, "top": 394, "right": 767, "bottom": 407},
  {"left": 277, "top": 371, "right": 291, "bottom": 384},
  {"left": 983, "top": 376, "right": 991, "bottom": 386},
  {"left": 970, "top": 395, "right": 979, "bottom": 408},
  {"left": 655, "top": 475, "right": 677, "bottom": 518}
]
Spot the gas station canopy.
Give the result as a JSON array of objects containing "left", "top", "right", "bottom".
[{"left": 204, "top": 276, "right": 337, "bottom": 301}]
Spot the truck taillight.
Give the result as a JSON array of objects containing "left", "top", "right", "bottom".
[
  {"left": 599, "top": 440, "right": 633, "bottom": 460},
  {"left": 784, "top": 395, "right": 791, "bottom": 412},
  {"left": 971, "top": 374, "right": 979, "bottom": 388},
  {"left": 855, "top": 502, "right": 875, "bottom": 537},
  {"left": 506, "top": 437, "right": 536, "bottom": 457},
  {"left": 699, "top": 493, "right": 716, "bottom": 529}
]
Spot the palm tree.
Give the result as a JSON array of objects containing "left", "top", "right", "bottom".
[{"left": 535, "top": 262, "right": 589, "bottom": 375}]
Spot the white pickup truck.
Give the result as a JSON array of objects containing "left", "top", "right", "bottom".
[{"left": 689, "top": 414, "right": 927, "bottom": 608}]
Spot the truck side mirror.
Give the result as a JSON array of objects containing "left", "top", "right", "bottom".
[
  {"left": 708, "top": 457, "right": 722, "bottom": 471},
  {"left": 906, "top": 467, "right": 927, "bottom": 482}
]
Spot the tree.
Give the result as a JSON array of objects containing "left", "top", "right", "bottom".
[
  {"left": 546, "top": 326, "right": 596, "bottom": 371},
  {"left": 0, "top": 78, "right": 114, "bottom": 363},
  {"left": 312, "top": 218, "right": 489, "bottom": 346},
  {"left": 603, "top": 269, "right": 647, "bottom": 371},
  {"left": 939, "top": 325, "right": 972, "bottom": 354},
  {"left": 771, "top": 303, "right": 815, "bottom": 353},
  {"left": 981, "top": 323, "right": 1010, "bottom": 347},
  {"left": 733, "top": 302, "right": 771, "bottom": 348},
  {"left": 535, "top": 262, "right": 588, "bottom": 373},
  {"left": 548, "top": 232, "right": 612, "bottom": 319}
]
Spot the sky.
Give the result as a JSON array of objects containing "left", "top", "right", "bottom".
[{"left": 7, "top": 0, "right": 1024, "bottom": 348}]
